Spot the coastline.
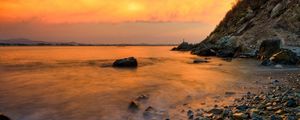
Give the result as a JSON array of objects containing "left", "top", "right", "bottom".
[{"left": 175, "top": 68, "right": 300, "bottom": 120}]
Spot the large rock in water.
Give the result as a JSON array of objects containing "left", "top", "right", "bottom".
[
  {"left": 113, "top": 57, "right": 138, "bottom": 68},
  {"left": 258, "top": 39, "right": 282, "bottom": 60},
  {"left": 262, "top": 49, "right": 299, "bottom": 66}
]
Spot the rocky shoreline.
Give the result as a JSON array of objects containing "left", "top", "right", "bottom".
[
  {"left": 183, "top": 74, "right": 300, "bottom": 120},
  {"left": 171, "top": 36, "right": 300, "bottom": 120}
]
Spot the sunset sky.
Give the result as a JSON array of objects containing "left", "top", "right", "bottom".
[{"left": 0, "top": 0, "right": 236, "bottom": 44}]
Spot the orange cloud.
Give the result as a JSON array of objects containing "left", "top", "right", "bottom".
[{"left": 0, "top": 0, "right": 235, "bottom": 24}]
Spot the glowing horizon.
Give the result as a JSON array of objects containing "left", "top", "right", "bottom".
[{"left": 0, "top": 0, "right": 236, "bottom": 43}]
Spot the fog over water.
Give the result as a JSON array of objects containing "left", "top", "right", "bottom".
[{"left": 0, "top": 46, "right": 265, "bottom": 120}]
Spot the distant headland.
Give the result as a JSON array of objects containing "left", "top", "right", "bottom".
[{"left": 0, "top": 38, "right": 177, "bottom": 46}]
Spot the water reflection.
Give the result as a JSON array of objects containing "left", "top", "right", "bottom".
[{"left": 0, "top": 46, "right": 259, "bottom": 120}]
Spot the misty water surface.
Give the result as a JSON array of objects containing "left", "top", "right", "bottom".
[{"left": 0, "top": 46, "right": 262, "bottom": 120}]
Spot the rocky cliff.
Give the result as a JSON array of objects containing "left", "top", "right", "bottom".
[
  {"left": 196, "top": 0, "right": 299, "bottom": 52},
  {"left": 172, "top": 0, "right": 300, "bottom": 65}
]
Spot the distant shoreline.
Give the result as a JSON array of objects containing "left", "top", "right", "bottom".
[
  {"left": 0, "top": 38, "right": 178, "bottom": 47},
  {"left": 0, "top": 44, "right": 177, "bottom": 47}
]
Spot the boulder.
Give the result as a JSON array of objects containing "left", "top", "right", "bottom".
[
  {"left": 113, "top": 57, "right": 138, "bottom": 68},
  {"left": 172, "top": 41, "right": 194, "bottom": 51},
  {"left": 269, "top": 49, "right": 299, "bottom": 65},
  {"left": 261, "top": 49, "right": 299, "bottom": 66},
  {"left": 238, "top": 50, "right": 257, "bottom": 58},
  {"left": 258, "top": 39, "right": 282, "bottom": 60},
  {"left": 216, "top": 46, "right": 242, "bottom": 58},
  {"left": 216, "top": 49, "right": 235, "bottom": 58},
  {"left": 192, "top": 48, "right": 216, "bottom": 56}
]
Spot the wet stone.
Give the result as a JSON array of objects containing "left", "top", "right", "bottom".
[
  {"left": 236, "top": 105, "right": 249, "bottom": 111},
  {"left": 208, "top": 108, "right": 224, "bottom": 115},
  {"left": 285, "top": 99, "right": 297, "bottom": 107},
  {"left": 187, "top": 110, "right": 194, "bottom": 117},
  {"left": 135, "top": 94, "right": 149, "bottom": 101},
  {"left": 128, "top": 101, "right": 139, "bottom": 111},
  {"left": 233, "top": 112, "right": 248, "bottom": 120}
]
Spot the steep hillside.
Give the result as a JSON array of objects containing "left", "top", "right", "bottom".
[{"left": 197, "top": 0, "right": 299, "bottom": 51}]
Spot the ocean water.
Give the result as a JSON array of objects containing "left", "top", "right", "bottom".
[{"left": 0, "top": 46, "right": 262, "bottom": 120}]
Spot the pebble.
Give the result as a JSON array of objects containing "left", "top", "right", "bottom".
[
  {"left": 272, "top": 79, "right": 280, "bottom": 84},
  {"left": 208, "top": 108, "right": 223, "bottom": 115},
  {"left": 184, "top": 74, "right": 300, "bottom": 120},
  {"left": 225, "top": 91, "right": 236, "bottom": 95},
  {"left": 275, "top": 109, "right": 284, "bottom": 114},
  {"left": 187, "top": 110, "right": 194, "bottom": 117},
  {"left": 285, "top": 99, "right": 297, "bottom": 107},
  {"left": 233, "top": 112, "right": 248, "bottom": 120},
  {"left": 236, "top": 105, "right": 249, "bottom": 111}
]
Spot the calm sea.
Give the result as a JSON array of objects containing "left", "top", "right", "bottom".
[{"left": 0, "top": 46, "right": 262, "bottom": 120}]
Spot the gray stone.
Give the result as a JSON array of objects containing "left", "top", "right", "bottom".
[{"left": 270, "top": 3, "right": 284, "bottom": 18}]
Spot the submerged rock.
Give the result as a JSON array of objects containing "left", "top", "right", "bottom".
[
  {"left": 113, "top": 57, "right": 138, "bottom": 68},
  {"left": 143, "top": 106, "right": 156, "bottom": 117},
  {"left": 193, "top": 58, "right": 209, "bottom": 64},
  {"left": 128, "top": 101, "right": 139, "bottom": 111},
  {"left": 143, "top": 106, "right": 167, "bottom": 119},
  {"left": 135, "top": 94, "right": 149, "bottom": 101}
]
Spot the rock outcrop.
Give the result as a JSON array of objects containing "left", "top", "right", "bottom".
[
  {"left": 201, "top": 0, "right": 300, "bottom": 49},
  {"left": 182, "top": 0, "right": 299, "bottom": 58},
  {"left": 172, "top": 41, "right": 195, "bottom": 51}
]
